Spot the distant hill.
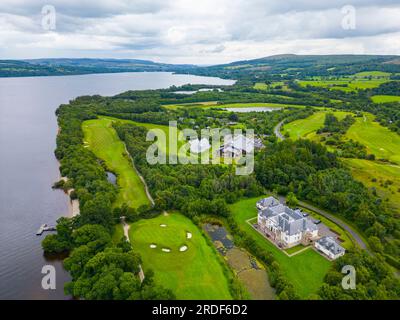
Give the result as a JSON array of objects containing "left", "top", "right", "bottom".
[
  {"left": 0, "top": 58, "right": 196, "bottom": 77},
  {"left": 190, "top": 54, "right": 400, "bottom": 80},
  {"left": 1, "top": 54, "right": 400, "bottom": 78}
]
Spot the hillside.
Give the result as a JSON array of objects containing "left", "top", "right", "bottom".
[{"left": 2, "top": 54, "right": 400, "bottom": 78}]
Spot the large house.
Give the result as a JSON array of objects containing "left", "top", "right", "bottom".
[
  {"left": 315, "top": 236, "right": 345, "bottom": 260},
  {"left": 218, "top": 134, "right": 263, "bottom": 158},
  {"left": 257, "top": 197, "right": 319, "bottom": 248},
  {"left": 189, "top": 138, "right": 210, "bottom": 154}
]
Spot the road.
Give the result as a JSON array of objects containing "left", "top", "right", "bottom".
[
  {"left": 274, "top": 120, "right": 285, "bottom": 140},
  {"left": 273, "top": 119, "right": 368, "bottom": 251},
  {"left": 298, "top": 200, "right": 368, "bottom": 251}
]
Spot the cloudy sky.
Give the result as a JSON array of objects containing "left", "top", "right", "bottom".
[{"left": 0, "top": 0, "right": 399, "bottom": 64}]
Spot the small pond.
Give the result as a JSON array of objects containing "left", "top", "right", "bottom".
[{"left": 106, "top": 171, "right": 117, "bottom": 185}]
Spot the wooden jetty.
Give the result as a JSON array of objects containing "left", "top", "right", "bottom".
[{"left": 36, "top": 224, "right": 56, "bottom": 236}]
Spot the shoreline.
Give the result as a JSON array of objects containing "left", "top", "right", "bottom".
[{"left": 60, "top": 176, "right": 80, "bottom": 218}]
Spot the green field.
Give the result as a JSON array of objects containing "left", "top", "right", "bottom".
[
  {"left": 229, "top": 197, "right": 331, "bottom": 299},
  {"left": 128, "top": 213, "right": 232, "bottom": 299},
  {"left": 82, "top": 117, "right": 150, "bottom": 208},
  {"left": 371, "top": 95, "right": 400, "bottom": 103},
  {"left": 282, "top": 110, "right": 351, "bottom": 140},
  {"left": 353, "top": 71, "right": 391, "bottom": 78},
  {"left": 345, "top": 113, "right": 400, "bottom": 164},
  {"left": 298, "top": 79, "right": 388, "bottom": 92},
  {"left": 342, "top": 158, "right": 400, "bottom": 214}
]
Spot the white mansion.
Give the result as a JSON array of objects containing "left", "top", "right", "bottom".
[{"left": 257, "top": 197, "right": 319, "bottom": 248}]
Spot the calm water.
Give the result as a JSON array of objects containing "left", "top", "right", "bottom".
[{"left": 0, "top": 72, "right": 234, "bottom": 299}]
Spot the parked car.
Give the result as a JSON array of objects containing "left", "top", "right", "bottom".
[
  {"left": 302, "top": 213, "right": 309, "bottom": 217},
  {"left": 313, "top": 219, "right": 321, "bottom": 225}
]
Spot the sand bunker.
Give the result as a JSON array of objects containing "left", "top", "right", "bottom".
[
  {"left": 150, "top": 244, "right": 157, "bottom": 249},
  {"left": 179, "top": 245, "right": 188, "bottom": 252},
  {"left": 160, "top": 224, "right": 167, "bottom": 227},
  {"left": 186, "top": 232, "right": 192, "bottom": 239},
  {"left": 162, "top": 248, "right": 171, "bottom": 252}
]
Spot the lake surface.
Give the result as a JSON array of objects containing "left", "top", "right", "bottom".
[{"left": 0, "top": 72, "right": 234, "bottom": 299}]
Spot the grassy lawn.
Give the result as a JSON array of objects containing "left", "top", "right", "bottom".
[
  {"left": 298, "top": 79, "right": 388, "bottom": 92},
  {"left": 230, "top": 197, "right": 331, "bottom": 299},
  {"left": 282, "top": 110, "right": 351, "bottom": 140},
  {"left": 128, "top": 213, "right": 232, "bottom": 299},
  {"left": 371, "top": 95, "right": 400, "bottom": 103},
  {"left": 82, "top": 117, "right": 150, "bottom": 208},
  {"left": 342, "top": 158, "right": 400, "bottom": 214},
  {"left": 345, "top": 113, "right": 400, "bottom": 164},
  {"left": 284, "top": 244, "right": 308, "bottom": 255}
]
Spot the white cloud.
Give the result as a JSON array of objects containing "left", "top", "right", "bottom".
[{"left": 0, "top": 0, "right": 399, "bottom": 63}]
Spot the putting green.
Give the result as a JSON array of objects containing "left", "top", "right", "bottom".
[{"left": 129, "top": 213, "right": 232, "bottom": 299}]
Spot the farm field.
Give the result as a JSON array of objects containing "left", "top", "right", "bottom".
[
  {"left": 229, "top": 197, "right": 332, "bottom": 299},
  {"left": 342, "top": 158, "right": 400, "bottom": 214},
  {"left": 82, "top": 117, "right": 150, "bottom": 208},
  {"left": 353, "top": 71, "right": 391, "bottom": 78},
  {"left": 345, "top": 113, "right": 400, "bottom": 164},
  {"left": 282, "top": 110, "right": 351, "bottom": 140},
  {"left": 371, "top": 95, "right": 400, "bottom": 103},
  {"left": 128, "top": 213, "right": 232, "bottom": 299},
  {"left": 297, "top": 79, "right": 388, "bottom": 92}
]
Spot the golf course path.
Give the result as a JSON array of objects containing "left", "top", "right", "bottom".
[
  {"left": 274, "top": 120, "right": 285, "bottom": 140},
  {"left": 122, "top": 218, "right": 145, "bottom": 282},
  {"left": 297, "top": 200, "right": 368, "bottom": 251}
]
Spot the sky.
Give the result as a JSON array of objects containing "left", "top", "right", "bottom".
[{"left": 0, "top": 0, "right": 399, "bottom": 64}]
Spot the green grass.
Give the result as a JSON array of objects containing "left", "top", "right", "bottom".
[
  {"left": 342, "top": 158, "right": 400, "bottom": 214},
  {"left": 82, "top": 117, "right": 150, "bottom": 208},
  {"left": 371, "top": 95, "right": 400, "bottom": 103},
  {"left": 112, "top": 224, "right": 124, "bottom": 243},
  {"left": 345, "top": 113, "right": 400, "bottom": 164},
  {"left": 282, "top": 110, "right": 351, "bottom": 140},
  {"left": 298, "top": 79, "right": 388, "bottom": 92},
  {"left": 254, "top": 83, "right": 268, "bottom": 90},
  {"left": 230, "top": 197, "right": 331, "bottom": 299},
  {"left": 353, "top": 71, "right": 391, "bottom": 78},
  {"left": 128, "top": 213, "right": 232, "bottom": 299},
  {"left": 284, "top": 244, "right": 307, "bottom": 255}
]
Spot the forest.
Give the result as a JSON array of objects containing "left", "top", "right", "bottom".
[{"left": 41, "top": 58, "right": 400, "bottom": 300}]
